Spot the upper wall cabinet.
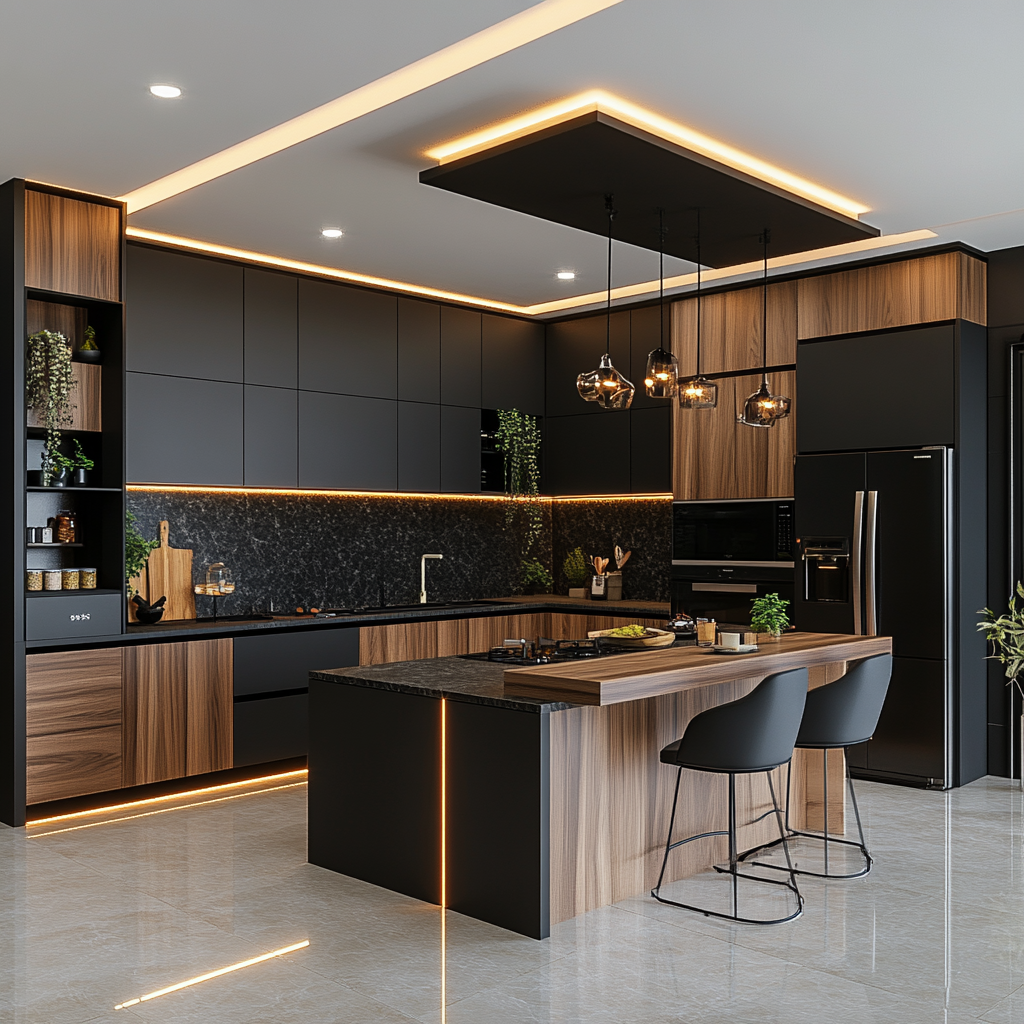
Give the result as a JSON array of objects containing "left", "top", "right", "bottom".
[
  {"left": 440, "top": 306, "right": 481, "bottom": 408},
  {"left": 126, "top": 246, "right": 243, "bottom": 382},
  {"left": 796, "top": 252, "right": 986, "bottom": 338},
  {"left": 25, "top": 190, "right": 121, "bottom": 301},
  {"left": 672, "top": 281, "right": 798, "bottom": 375},
  {"left": 298, "top": 280, "right": 397, "bottom": 399},
  {"left": 398, "top": 299, "right": 441, "bottom": 405},
  {"left": 244, "top": 269, "right": 297, "bottom": 388},
  {"left": 545, "top": 312, "right": 630, "bottom": 418},
  {"left": 481, "top": 315, "right": 544, "bottom": 416}
]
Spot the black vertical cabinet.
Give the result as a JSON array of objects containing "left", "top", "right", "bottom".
[
  {"left": 440, "top": 306, "right": 481, "bottom": 408},
  {"left": 244, "top": 268, "right": 297, "bottom": 388},
  {"left": 481, "top": 314, "right": 544, "bottom": 416},
  {"left": 398, "top": 299, "right": 440, "bottom": 404},
  {"left": 441, "top": 406, "right": 481, "bottom": 493},
  {"left": 398, "top": 402, "right": 440, "bottom": 492},
  {"left": 244, "top": 384, "right": 298, "bottom": 487}
]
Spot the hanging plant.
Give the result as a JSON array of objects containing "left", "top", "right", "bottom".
[
  {"left": 493, "top": 408, "right": 547, "bottom": 590},
  {"left": 26, "top": 330, "right": 76, "bottom": 483}
]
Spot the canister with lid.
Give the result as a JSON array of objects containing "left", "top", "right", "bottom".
[
  {"left": 43, "top": 569, "right": 62, "bottom": 591},
  {"left": 61, "top": 569, "right": 80, "bottom": 590},
  {"left": 79, "top": 568, "right": 97, "bottom": 589}
]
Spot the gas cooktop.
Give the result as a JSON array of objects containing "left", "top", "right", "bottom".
[{"left": 459, "top": 636, "right": 692, "bottom": 666}]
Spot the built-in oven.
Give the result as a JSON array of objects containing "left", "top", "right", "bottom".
[{"left": 671, "top": 499, "right": 796, "bottom": 625}]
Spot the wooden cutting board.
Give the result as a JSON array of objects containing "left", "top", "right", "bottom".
[{"left": 145, "top": 520, "right": 196, "bottom": 621}]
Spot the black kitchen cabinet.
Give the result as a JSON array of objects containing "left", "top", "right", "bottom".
[
  {"left": 629, "top": 305, "right": 666, "bottom": 411},
  {"left": 544, "top": 413, "right": 630, "bottom": 495},
  {"left": 797, "top": 324, "right": 955, "bottom": 452},
  {"left": 244, "top": 385, "right": 298, "bottom": 487},
  {"left": 398, "top": 298, "right": 440, "bottom": 404},
  {"left": 244, "top": 268, "right": 298, "bottom": 388},
  {"left": 298, "top": 280, "right": 397, "bottom": 399},
  {"left": 234, "top": 694, "right": 308, "bottom": 767},
  {"left": 545, "top": 311, "right": 630, "bottom": 417},
  {"left": 481, "top": 314, "right": 544, "bottom": 416},
  {"left": 440, "top": 306, "right": 481, "bottom": 408},
  {"left": 440, "top": 405, "right": 481, "bottom": 493},
  {"left": 127, "top": 372, "right": 243, "bottom": 484},
  {"left": 398, "top": 402, "right": 440, "bottom": 492},
  {"left": 126, "top": 245, "right": 243, "bottom": 382},
  {"left": 298, "top": 391, "right": 397, "bottom": 490},
  {"left": 629, "top": 406, "right": 671, "bottom": 493},
  {"left": 233, "top": 629, "right": 359, "bottom": 696}
]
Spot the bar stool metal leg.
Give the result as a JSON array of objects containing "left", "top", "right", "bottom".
[{"left": 651, "top": 768, "right": 803, "bottom": 925}]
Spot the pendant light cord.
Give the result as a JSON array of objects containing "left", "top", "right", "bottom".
[
  {"left": 695, "top": 210, "right": 702, "bottom": 376},
  {"left": 605, "top": 194, "right": 615, "bottom": 357},
  {"left": 658, "top": 208, "right": 665, "bottom": 349},
  {"left": 761, "top": 228, "right": 771, "bottom": 385}
]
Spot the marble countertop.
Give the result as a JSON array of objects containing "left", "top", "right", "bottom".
[{"left": 312, "top": 656, "right": 574, "bottom": 713}]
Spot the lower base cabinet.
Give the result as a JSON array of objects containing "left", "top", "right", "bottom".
[{"left": 234, "top": 694, "right": 308, "bottom": 767}]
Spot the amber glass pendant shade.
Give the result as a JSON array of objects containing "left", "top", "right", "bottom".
[
  {"left": 678, "top": 374, "right": 718, "bottom": 409},
  {"left": 644, "top": 347, "right": 679, "bottom": 398},
  {"left": 741, "top": 378, "right": 791, "bottom": 427},
  {"left": 592, "top": 352, "right": 634, "bottom": 410}
]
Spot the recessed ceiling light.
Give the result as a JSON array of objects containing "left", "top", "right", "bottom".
[
  {"left": 149, "top": 85, "right": 181, "bottom": 99},
  {"left": 321, "top": 228, "right": 343, "bottom": 239},
  {"left": 556, "top": 271, "right": 576, "bottom": 281}
]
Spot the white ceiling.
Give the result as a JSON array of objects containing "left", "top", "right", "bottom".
[{"left": 3, "top": 0, "right": 1023, "bottom": 310}]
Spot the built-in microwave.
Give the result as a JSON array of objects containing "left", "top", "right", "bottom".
[{"left": 672, "top": 499, "right": 794, "bottom": 565}]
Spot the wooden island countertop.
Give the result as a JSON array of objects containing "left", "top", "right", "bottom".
[{"left": 503, "top": 631, "right": 893, "bottom": 706}]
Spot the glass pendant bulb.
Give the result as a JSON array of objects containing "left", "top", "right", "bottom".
[
  {"left": 678, "top": 374, "right": 718, "bottom": 409},
  {"left": 741, "top": 376, "right": 791, "bottom": 427},
  {"left": 644, "top": 346, "right": 679, "bottom": 399}
]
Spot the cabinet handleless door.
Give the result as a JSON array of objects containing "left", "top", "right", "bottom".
[
  {"left": 398, "top": 402, "right": 440, "bottom": 492},
  {"left": 244, "top": 385, "right": 298, "bottom": 487},
  {"left": 440, "top": 406, "right": 481, "bottom": 493},
  {"left": 244, "top": 268, "right": 298, "bottom": 388},
  {"left": 186, "top": 640, "right": 233, "bottom": 775},
  {"left": 440, "top": 307, "right": 481, "bottom": 408},
  {"left": 481, "top": 314, "right": 544, "bottom": 416},
  {"left": 123, "top": 643, "right": 188, "bottom": 787},
  {"left": 26, "top": 649, "right": 123, "bottom": 805}
]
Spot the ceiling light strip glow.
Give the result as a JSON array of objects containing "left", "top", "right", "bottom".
[
  {"left": 29, "top": 783, "right": 307, "bottom": 838},
  {"left": 522, "top": 229, "right": 939, "bottom": 316},
  {"left": 118, "top": 0, "right": 625, "bottom": 213},
  {"left": 114, "top": 940, "right": 310, "bottom": 1010},
  {"left": 426, "top": 89, "right": 870, "bottom": 219},
  {"left": 26, "top": 769, "right": 307, "bottom": 827}
]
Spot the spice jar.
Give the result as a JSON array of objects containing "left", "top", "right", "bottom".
[
  {"left": 61, "top": 569, "right": 80, "bottom": 590},
  {"left": 55, "top": 510, "right": 77, "bottom": 544},
  {"left": 43, "top": 569, "right": 62, "bottom": 591},
  {"left": 79, "top": 568, "right": 97, "bottom": 590},
  {"left": 26, "top": 570, "right": 42, "bottom": 591}
]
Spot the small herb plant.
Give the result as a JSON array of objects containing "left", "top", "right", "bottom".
[
  {"left": 520, "top": 558, "right": 553, "bottom": 593},
  {"left": 26, "top": 330, "right": 76, "bottom": 482},
  {"left": 978, "top": 583, "right": 1024, "bottom": 701},
  {"left": 750, "top": 593, "right": 791, "bottom": 636},
  {"left": 72, "top": 439, "right": 94, "bottom": 470},
  {"left": 125, "top": 511, "right": 159, "bottom": 597},
  {"left": 80, "top": 326, "right": 99, "bottom": 351},
  {"left": 563, "top": 546, "right": 590, "bottom": 589}
]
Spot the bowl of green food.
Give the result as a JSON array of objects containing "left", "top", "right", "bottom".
[{"left": 587, "top": 624, "right": 676, "bottom": 648}]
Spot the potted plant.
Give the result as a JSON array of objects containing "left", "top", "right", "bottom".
[
  {"left": 563, "top": 546, "right": 590, "bottom": 598},
  {"left": 26, "top": 330, "right": 76, "bottom": 484},
  {"left": 47, "top": 449, "right": 75, "bottom": 487},
  {"left": 77, "top": 325, "right": 102, "bottom": 364},
  {"left": 750, "top": 593, "right": 791, "bottom": 642},
  {"left": 978, "top": 583, "right": 1024, "bottom": 790},
  {"left": 71, "top": 439, "right": 94, "bottom": 485},
  {"left": 520, "top": 558, "right": 553, "bottom": 596}
]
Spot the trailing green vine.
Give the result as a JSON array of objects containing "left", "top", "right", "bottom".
[{"left": 26, "top": 330, "right": 76, "bottom": 483}]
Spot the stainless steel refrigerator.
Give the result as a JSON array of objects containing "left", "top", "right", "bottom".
[{"left": 795, "top": 447, "right": 966, "bottom": 788}]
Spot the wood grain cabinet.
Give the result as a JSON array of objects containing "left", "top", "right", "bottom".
[
  {"left": 123, "top": 639, "right": 232, "bottom": 786},
  {"left": 26, "top": 648, "right": 123, "bottom": 805}
]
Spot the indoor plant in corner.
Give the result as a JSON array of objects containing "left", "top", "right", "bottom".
[
  {"left": 978, "top": 583, "right": 1024, "bottom": 790},
  {"left": 26, "top": 329, "right": 76, "bottom": 485},
  {"left": 750, "top": 592, "right": 791, "bottom": 643}
]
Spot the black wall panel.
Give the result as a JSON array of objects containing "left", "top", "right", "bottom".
[
  {"left": 298, "top": 391, "right": 397, "bottom": 490},
  {"left": 630, "top": 406, "right": 671, "bottom": 493},
  {"left": 481, "top": 314, "right": 545, "bottom": 415},
  {"left": 545, "top": 311, "right": 629, "bottom": 418},
  {"left": 544, "top": 413, "right": 630, "bottom": 495},
  {"left": 127, "top": 372, "right": 243, "bottom": 484},
  {"left": 298, "top": 280, "right": 397, "bottom": 399},
  {"left": 440, "top": 306, "right": 481, "bottom": 408},
  {"left": 244, "top": 385, "right": 297, "bottom": 487},
  {"left": 398, "top": 298, "right": 440, "bottom": 404},
  {"left": 440, "top": 405, "right": 481, "bottom": 493},
  {"left": 244, "top": 268, "right": 297, "bottom": 388},
  {"left": 398, "top": 402, "right": 440, "bottom": 492},
  {"left": 127, "top": 246, "right": 243, "bottom": 382}
]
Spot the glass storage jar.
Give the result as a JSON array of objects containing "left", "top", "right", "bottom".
[
  {"left": 25, "top": 570, "right": 42, "bottom": 591},
  {"left": 43, "top": 569, "right": 62, "bottom": 591},
  {"left": 54, "top": 510, "right": 77, "bottom": 544},
  {"left": 61, "top": 569, "right": 80, "bottom": 590},
  {"left": 79, "top": 568, "right": 97, "bottom": 590}
]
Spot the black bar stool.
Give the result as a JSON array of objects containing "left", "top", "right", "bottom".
[
  {"left": 741, "top": 653, "right": 892, "bottom": 879},
  {"left": 651, "top": 667, "right": 809, "bottom": 925}
]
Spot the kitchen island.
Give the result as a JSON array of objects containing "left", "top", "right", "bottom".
[{"left": 308, "top": 631, "right": 891, "bottom": 938}]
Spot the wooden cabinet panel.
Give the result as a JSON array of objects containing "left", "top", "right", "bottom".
[
  {"left": 26, "top": 648, "right": 123, "bottom": 804},
  {"left": 186, "top": 639, "right": 233, "bottom": 776},
  {"left": 767, "top": 370, "right": 796, "bottom": 497},
  {"left": 359, "top": 621, "right": 438, "bottom": 665},
  {"left": 25, "top": 190, "right": 120, "bottom": 301},
  {"left": 672, "top": 281, "right": 797, "bottom": 375},
  {"left": 796, "top": 252, "right": 987, "bottom": 339},
  {"left": 123, "top": 643, "right": 188, "bottom": 787}
]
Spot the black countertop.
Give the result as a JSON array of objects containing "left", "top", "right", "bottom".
[{"left": 311, "top": 656, "right": 573, "bottom": 713}]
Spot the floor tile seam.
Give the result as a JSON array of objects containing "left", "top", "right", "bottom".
[{"left": 974, "top": 981, "right": 1024, "bottom": 1020}]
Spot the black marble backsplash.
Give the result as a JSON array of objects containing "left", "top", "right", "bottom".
[{"left": 126, "top": 490, "right": 670, "bottom": 615}]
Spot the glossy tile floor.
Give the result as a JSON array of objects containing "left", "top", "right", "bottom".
[{"left": 3, "top": 773, "right": 1024, "bottom": 1024}]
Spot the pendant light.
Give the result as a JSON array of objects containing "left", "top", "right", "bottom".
[
  {"left": 643, "top": 209, "right": 679, "bottom": 399},
  {"left": 741, "top": 230, "right": 791, "bottom": 428},
  {"left": 678, "top": 211, "right": 718, "bottom": 409},
  {"left": 577, "top": 196, "right": 635, "bottom": 411}
]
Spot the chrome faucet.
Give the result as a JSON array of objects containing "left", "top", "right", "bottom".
[{"left": 420, "top": 553, "right": 443, "bottom": 604}]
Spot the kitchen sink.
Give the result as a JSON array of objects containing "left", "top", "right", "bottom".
[{"left": 358, "top": 600, "right": 506, "bottom": 612}]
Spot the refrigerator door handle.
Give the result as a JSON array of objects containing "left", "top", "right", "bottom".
[
  {"left": 852, "top": 491, "right": 865, "bottom": 635},
  {"left": 865, "top": 490, "right": 878, "bottom": 636}
]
